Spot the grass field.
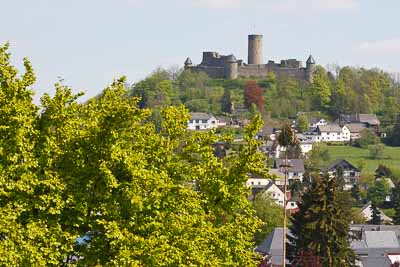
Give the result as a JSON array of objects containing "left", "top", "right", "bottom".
[{"left": 327, "top": 145, "right": 400, "bottom": 175}]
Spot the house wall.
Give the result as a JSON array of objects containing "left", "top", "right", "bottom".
[
  {"left": 264, "top": 186, "right": 285, "bottom": 206},
  {"left": 246, "top": 178, "right": 270, "bottom": 187},
  {"left": 187, "top": 117, "right": 218, "bottom": 130}
]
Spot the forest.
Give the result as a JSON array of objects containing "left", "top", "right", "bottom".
[{"left": 130, "top": 65, "right": 400, "bottom": 131}]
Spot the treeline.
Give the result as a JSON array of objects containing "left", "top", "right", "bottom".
[{"left": 130, "top": 66, "right": 400, "bottom": 128}]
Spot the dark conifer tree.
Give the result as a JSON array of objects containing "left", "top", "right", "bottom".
[
  {"left": 392, "top": 183, "right": 400, "bottom": 225},
  {"left": 287, "top": 175, "right": 357, "bottom": 266},
  {"left": 368, "top": 202, "right": 382, "bottom": 225}
]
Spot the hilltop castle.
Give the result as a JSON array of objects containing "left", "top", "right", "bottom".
[{"left": 184, "top": 34, "right": 316, "bottom": 82}]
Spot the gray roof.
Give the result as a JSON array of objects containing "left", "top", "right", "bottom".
[
  {"left": 275, "top": 159, "right": 305, "bottom": 173},
  {"left": 256, "top": 228, "right": 289, "bottom": 265},
  {"left": 190, "top": 112, "right": 214, "bottom": 120},
  {"left": 306, "top": 55, "right": 315, "bottom": 64},
  {"left": 327, "top": 159, "right": 360, "bottom": 172},
  {"left": 257, "top": 227, "right": 400, "bottom": 266},
  {"left": 184, "top": 57, "right": 192, "bottom": 65},
  {"left": 364, "top": 231, "right": 399, "bottom": 248},
  {"left": 339, "top": 114, "right": 380, "bottom": 126},
  {"left": 257, "top": 125, "right": 275, "bottom": 137},
  {"left": 359, "top": 114, "right": 380, "bottom": 126},
  {"left": 226, "top": 54, "right": 237, "bottom": 63},
  {"left": 346, "top": 123, "right": 367, "bottom": 133},
  {"left": 318, "top": 124, "right": 342, "bottom": 133}
]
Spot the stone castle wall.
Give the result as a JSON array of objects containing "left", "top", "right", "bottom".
[{"left": 184, "top": 35, "right": 315, "bottom": 82}]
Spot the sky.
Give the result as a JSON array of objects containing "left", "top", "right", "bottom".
[{"left": 2, "top": 0, "right": 400, "bottom": 103}]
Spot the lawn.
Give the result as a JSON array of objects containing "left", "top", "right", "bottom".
[{"left": 327, "top": 145, "right": 400, "bottom": 175}]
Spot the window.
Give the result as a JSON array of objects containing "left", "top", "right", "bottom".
[
  {"left": 196, "top": 120, "right": 200, "bottom": 123},
  {"left": 202, "top": 120, "right": 207, "bottom": 123},
  {"left": 251, "top": 181, "right": 254, "bottom": 185},
  {"left": 258, "top": 182, "right": 261, "bottom": 185}
]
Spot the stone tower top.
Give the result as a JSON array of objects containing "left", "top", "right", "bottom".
[
  {"left": 184, "top": 57, "right": 193, "bottom": 66},
  {"left": 306, "top": 55, "right": 315, "bottom": 65},
  {"left": 248, "top": 34, "right": 264, "bottom": 65}
]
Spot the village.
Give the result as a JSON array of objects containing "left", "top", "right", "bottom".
[{"left": 188, "top": 111, "right": 400, "bottom": 266}]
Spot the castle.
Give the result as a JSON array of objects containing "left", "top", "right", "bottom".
[{"left": 184, "top": 34, "right": 316, "bottom": 82}]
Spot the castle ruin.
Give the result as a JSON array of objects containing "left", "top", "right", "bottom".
[{"left": 184, "top": 34, "right": 316, "bottom": 82}]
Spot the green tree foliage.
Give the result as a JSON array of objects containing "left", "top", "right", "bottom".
[
  {"left": 392, "top": 182, "right": 400, "bottom": 225},
  {"left": 130, "top": 68, "right": 177, "bottom": 108},
  {"left": 306, "top": 143, "right": 331, "bottom": 170},
  {"left": 296, "top": 115, "right": 309, "bottom": 133},
  {"left": 368, "top": 143, "right": 385, "bottom": 159},
  {"left": 253, "top": 193, "right": 284, "bottom": 245},
  {"left": 375, "top": 164, "right": 393, "bottom": 179},
  {"left": 367, "top": 179, "right": 391, "bottom": 206},
  {"left": 285, "top": 144, "right": 302, "bottom": 159},
  {"left": 354, "top": 129, "right": 380, "bottom": 148},
  {"left": 277, "top": 124, "right": 297, "bottom": 147},
  {"left": 0, "top": 45, "right": 270, "bottom": 266},
  {"left": 221, "top": 87, "right": 233, "bottom": 113},
  {"left": 386, "top": 114, "right": 400, "bottom": 147},
  {"left": 287, "top": 175, "right": 357, "bottom": 266},
  {"left": 309, "top": 66, "right": 331, "bottom": 110},
  {"left": 368, "top": 203, "right": 382, "bottom": 225},
  {"left": 351, "top": 183, "right": 361, "bottom": 203}
]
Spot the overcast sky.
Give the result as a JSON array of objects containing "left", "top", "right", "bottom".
[{"left": 2, "top": 0, "right": 400, "bottom": 103}]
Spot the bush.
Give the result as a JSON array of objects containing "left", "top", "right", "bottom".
[
  {"left": 354, "top": 129, "right": 380, "bottom": 148},
  {"left": 369, "top": 144, "right": 385, "bottom": 159}
]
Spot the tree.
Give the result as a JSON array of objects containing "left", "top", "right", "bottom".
[
  {"left": 286, "top": 143, "right": 302, "bottom": 159},
  {"left": 392, "top": 183, "right": 400, "bottom": 225},
  {"left": 354, "top": 129, "right": 380, "bottom": 148},
  {"left": 289, "top": 180, "right": 303, "bottom": 195},
  {"left": 297, "top": 115, "right": 309, "bottom": 133},
  {"left": 0, "top": 45, "right": 270, "bottom": 266},
  {"left": 253, "top": 193, "right": 284, "bottom": 244},
  {"left": 367, "top": 179, "right": 391, "bottom": 206},
  {"left": 308, "top": 66, "right": 331, "bottom": 110},
  {"left": 375, "top": 164, "right": 393, "bottom": 179},
  {"left": 368, "top": 144, "right": 385, "bottom": 159},
  {"left": 221, "top": 87, "right": 233, "bottom": 113},
  {"left": 287, "top": 175, "right": 357, "bottom": 266},
  {"left": 244, "top": 80, "right": 265, "bottom": 112},
  {"left": 351, "top": 184, "right": 361, "bottom": 203},
  {"left": 306, "top": 143, "right": 331, "bottom": 171},
  {"left": 368, "top": 202, "right": 382, "bottom": 225},
  {"left": 387, "top": 114, "right": 400, "bottom": 147}
]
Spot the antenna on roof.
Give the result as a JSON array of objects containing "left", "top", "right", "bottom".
[{"left": 250, "top": 24, "right": 256, "bottom": 34}]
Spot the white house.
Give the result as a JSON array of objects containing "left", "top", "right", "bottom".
[
  {"left": 246, "top": 178, "right": 270, "bottom": 187},
  {"left": 360, "top": 202, "right": 392, "bottom": 223},
  {"left": 345, "top": 123, "right": 367, "bottom": 140},
  {"left": 262, "top": 183, "right": 285, "bottom": 206},
  {"left": 187, "top": 113, "right": 218, "bottom": 130},
  {"left": 309, "top": 118, "right": 328, "bottom": 129},
  {"left": 316, "top": 124, "right": 350, "bottom": 142},
  {"left": 296, "top": 134, "right": 314, "bottom": 154},
  {"left": 273, "top": 159, "right": 305, "bottom": 183},
  {"left": 299, "top": 141, "right": 313, "bottom": 154},
  {"left": 286, "top": 194, "right": 301, "bottom": 211}
]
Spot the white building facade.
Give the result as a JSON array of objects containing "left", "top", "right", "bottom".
[{"left": 187, "top": 113, "right": 218, "bottom": 130}]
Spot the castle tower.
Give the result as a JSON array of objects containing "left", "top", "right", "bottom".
[
  {"left": 225, "top": 55, "right": 238, "bottom": 79},
  {"left": 248, "top": 34, "right": 264, "bottom": 65},
  {"left": 184, "top": 57, "right": 193, "bottom": 70},
  {"left": 305, "top": 55, "right": 316, "bottom": 82}
]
